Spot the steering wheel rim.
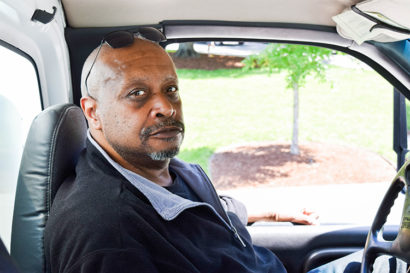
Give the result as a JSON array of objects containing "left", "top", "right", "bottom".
[{"left": 361, "top": 162, "right": 410, "bottom": 273}]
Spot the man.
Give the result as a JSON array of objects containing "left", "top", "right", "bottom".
[{"left": 44, "top": 30, "right": 286, "bottom": 273}]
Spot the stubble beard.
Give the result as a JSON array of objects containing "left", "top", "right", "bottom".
[
  {"left": 140, "top": 119, "right": 185, "bottom": 161},
  {"left": 147, "top": 144, "right": 180, "bottom": 160},
  {"left": 109, "top": 119, "right": 185, "bottom": 164},
  {"left": 109, "top": 135, "right": 183, "bottom": 168}
]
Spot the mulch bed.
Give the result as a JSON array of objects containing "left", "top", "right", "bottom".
[
  {"left": 171, "top": 53, "right": 245, "bottom": 70},
  {"left": 209, "top": 142, "right": 396, "bottom": 190}
]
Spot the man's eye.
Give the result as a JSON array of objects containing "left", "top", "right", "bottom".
[
  {"left": 129, "top": 89, "right": 146, "bottom": 97},
  {"left": 167, "top": 86, "right": 178, "bottom": 93}
]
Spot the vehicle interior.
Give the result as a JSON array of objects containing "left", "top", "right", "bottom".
[{"left": 1, "top": 0, "right": 409, "bottom": 272}]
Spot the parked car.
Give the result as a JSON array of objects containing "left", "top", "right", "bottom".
[{"left": 0, "top": 0, "right": 409, "bottom": 272}]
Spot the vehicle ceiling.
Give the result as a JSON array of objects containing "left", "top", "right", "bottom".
[{"left": 61, "top": 0, "right": 363, "bottom": 28}]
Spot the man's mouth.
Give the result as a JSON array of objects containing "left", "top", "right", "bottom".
[
  {"left": 148, "top": 126, "right": 183, "bottom": 139},
  {"left": 141, "top": 119, "right": 185, "bottom": 142}
]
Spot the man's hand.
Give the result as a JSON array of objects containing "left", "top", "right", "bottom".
[{"left": 248, "top": 208, "right": 319, "bottom": 225}]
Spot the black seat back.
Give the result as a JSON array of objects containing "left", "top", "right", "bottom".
[{"left": 10, "top": 104, "right": 87, "bottom": 273}]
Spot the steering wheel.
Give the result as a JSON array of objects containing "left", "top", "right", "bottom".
[{"left": 361, "top": 161, "right": 410, "bottom": 273}]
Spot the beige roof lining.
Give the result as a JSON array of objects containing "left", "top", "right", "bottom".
[{"left": 62, "top": 0, "right": 362, "bottom": 28}]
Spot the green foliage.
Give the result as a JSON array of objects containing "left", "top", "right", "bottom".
[{"left": 242, "top": 44, "right": 334, "bottom": 89}]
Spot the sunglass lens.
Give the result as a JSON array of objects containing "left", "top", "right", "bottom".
[
  {"left": 105, "top": 31, "right": 134, "bottom": 48},
  {"left": 138, "top": 27, "right": 166, "bottom": 42}
]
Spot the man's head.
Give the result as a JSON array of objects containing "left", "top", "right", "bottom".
[{"left": 80, "top": 36, "right": 184, "bottom": 169}]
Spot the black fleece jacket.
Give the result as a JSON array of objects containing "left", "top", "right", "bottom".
[{"left": 44, "top": 140, "right": 286, "bottom": 273}]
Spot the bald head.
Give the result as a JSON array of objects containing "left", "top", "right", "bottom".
[{"left": 81, "top": 38, "right": 174, "bottom": 99}]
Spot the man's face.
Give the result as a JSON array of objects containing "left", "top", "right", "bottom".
[{"left": 91, "top": 40, "right": 184, "bottom": 164}]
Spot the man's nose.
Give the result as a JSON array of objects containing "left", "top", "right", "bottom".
[{"left": 150, "top": 94, "right": 176, "bottom": 118}]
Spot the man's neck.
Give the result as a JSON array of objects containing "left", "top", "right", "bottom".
[{"left": 119, "top": 158, "right": 173, "bottom": 187}]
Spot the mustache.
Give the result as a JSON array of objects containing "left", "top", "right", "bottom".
[{"left": 140, "top": 119, "right": 185, "bottom": 140}]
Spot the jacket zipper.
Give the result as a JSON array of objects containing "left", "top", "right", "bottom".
[
  {"left": 197, "top": 166, "right": 247, "bottom": 248},
  {"left": 229, "top": 219, "right": 247, "bottom": 247}
]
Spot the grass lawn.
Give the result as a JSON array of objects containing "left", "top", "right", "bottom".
[{"left": 176, "top": 66, "right": 395, "bottom": 174}]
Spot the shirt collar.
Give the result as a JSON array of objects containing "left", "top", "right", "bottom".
[{"left": 87, "top": 131, "right": 204, "bottom": 221}]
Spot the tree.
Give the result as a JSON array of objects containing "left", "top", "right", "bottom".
[
  {"left": 174, "top": 42, "right": 199, "bottom": 58},
  {"left": 242, "top": 44, "right": 333, "bottom": 155}
]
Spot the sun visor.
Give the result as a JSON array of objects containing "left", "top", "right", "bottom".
[{"left": 332, "top": 0, "right": 410, "bottom": 45}]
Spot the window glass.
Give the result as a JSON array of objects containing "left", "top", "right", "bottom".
[
  {"left": 0, "top": 45, "right": 42, "bottom": 250},
  {"left": 167, "top": 41, "right": 404, "bottom": 226}
]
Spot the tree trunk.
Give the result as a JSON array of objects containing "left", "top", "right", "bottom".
[
  {"left": 290, "top": 82, "right": 300, "bottom": 155},
  {"left": 174, "top": 42, "right": 199, "bottom": 58}
]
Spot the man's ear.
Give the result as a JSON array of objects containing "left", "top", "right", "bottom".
[{"left": 80, "top": 97, "right": 102, "bottom": 130}]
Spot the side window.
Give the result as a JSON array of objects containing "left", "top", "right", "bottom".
[
  {"left": 169, "top": 41, "right": 402, "bottom": 225},
  {"left": 0, "top": 44, "right": 42, "bottom": 250}
]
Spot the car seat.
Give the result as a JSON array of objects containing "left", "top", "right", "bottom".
[{"left": 10, "top": 104, "right": 87, "bottom": 273}]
